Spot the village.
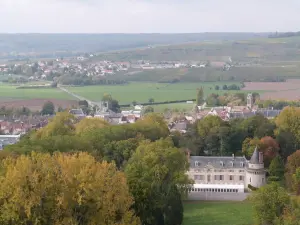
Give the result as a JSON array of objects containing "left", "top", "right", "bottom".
[{"left": 0, "top": 92, "right": 281, "bottom": 150}]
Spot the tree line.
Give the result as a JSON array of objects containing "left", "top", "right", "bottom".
[{"left": 1, "top": 112, "right": 192, "bottom": 225}]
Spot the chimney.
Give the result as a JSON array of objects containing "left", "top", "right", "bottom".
[{"left": 259, "top": 152, "right": 263, "bottom": 164}]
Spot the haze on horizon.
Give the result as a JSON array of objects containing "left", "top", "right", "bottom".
[{"left": 1, "top": 0, "right": 300, "bottom": 33}]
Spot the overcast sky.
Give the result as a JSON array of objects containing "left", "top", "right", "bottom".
[{"left": 1, "top": 0, "right": 299, "bottom": 33}]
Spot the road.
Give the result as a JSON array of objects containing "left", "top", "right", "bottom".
[{"left": 58, "top": 85, "right": 98, "bottom": 107}]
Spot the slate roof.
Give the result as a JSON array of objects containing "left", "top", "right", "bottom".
[
  {"left": 69, "top": 109, "right": 85, "bottom": 116},
  {"left": 190, "top": 156, "right": 248, "bottom": 169},
  {"left": 249, "top": 147, "right": 260, "bottom": 164}
]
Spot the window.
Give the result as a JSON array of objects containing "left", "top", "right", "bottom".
[
  {"left": 194, "top": 161, "right": 199, "bottom": 167},
  {"left": 262, "top": 178, "right": 265, "bottom": 183},
  {"left": 239, "top": 176, "right": 244, "bottom": 181},
  {"left": 240, "top": 162, "right": 244, "bottom": 167},
  {"left": 229, "top": 169, "right": 234, "bottom": 172},
  {"left": 220, "top": 175, "right": 224, "bottom": 181},
  {"left": 194, "top": 175, "right": 204, "bottom": 180},
  {"left": 229, "top": 175, "right": 234, "bottom": 181},
  {"left": 250, "top": 177, "right": 251, "bottom": 183},
  {"left": 239, "top": 170, "right": 244, "bottom": 173}
]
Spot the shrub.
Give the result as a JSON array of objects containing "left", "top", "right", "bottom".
[
  {"left": 267, "top": 176, "right": 280, "bottom": 182},
  {"left": 248, "top": 184, "right": 258, "bottom": 191}
]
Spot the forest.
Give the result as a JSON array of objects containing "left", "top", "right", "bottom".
[{"left": 1, "top": 106, "right": 300, "bottom": 224}]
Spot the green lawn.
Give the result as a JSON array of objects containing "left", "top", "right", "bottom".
[
  {"left": 183, "top": 201, "right": 253, "bottom": 225},
  {"left": 0, "top": 84, "right": 73, "bottom": 100},
  {"left": 66, "top": 82, "right": 245, "bottom": 104}
]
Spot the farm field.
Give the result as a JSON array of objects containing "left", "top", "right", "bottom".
[
  {"left": 243, "top": 79, "right": 300, "bottom": 100},
  {"left": 0, "top": 84, "right": 73, "bottom": 100},
  {"left": 183, "top": 201, "right": 253, "bottom": 225},
  {"left": 66, "top": 82, "right": 245, "bottom": 104}
]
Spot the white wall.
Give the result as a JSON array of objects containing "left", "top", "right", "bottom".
[{"left": 245, "top": 171, "right": 266, "bottom": 188}]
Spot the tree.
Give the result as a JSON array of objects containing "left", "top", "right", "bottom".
[
  {"left": 242, "top": 137, "right": 261, "bottom": 158},
  {"left": 250, "top": 182, "right": 290, "bottom": 225},
  {"left": 35, "top": 112, "right": 75, "bottom": 139},
  {"left": 102, "top": 94, "right": 120, "bottom": 113},
  {"left": 75, "top": 117, "right": 109, "bottom": 135},
  {"left": 276, "top": 131, "right": 297, "bottom": 160},
  {"left": 241, "top": 114, "right": 274, "bottom": 138},
  {"left": 148, "top": 98, "right": 155, "bottom": 104},
  {"left": 196, "top": 87, "right": 204, "bottom": 106},
  {"left": 41, "top": 101, "right": 55, "bottom": 115},
  {"left": 142, "top": 106, "right": 154, "bottom": 115},
  {"left": 269, "top": 156, "right": 285, "bottom": 179},
  {"left": 0, "top": 152, "right": 140, "bottom": 225},
  {"left": 197, "top": 115, "right": 224, "bottom": 137},
  {"left": 78, "top": 100, "right": 89, "bottom": 107},
  {"left": 285, "top": 150, "right": 300, "bottom": 192},
  {"left": 260, "top": 136, "right": 280, "bottom": 166},
  {"left": 276, "top": 107, "right": 300, "bottom": 145},
  {"left": 215, "top": 85, "right": 220, "bottom": 90},
  {"left": 132, "top": 100, "right": 137, "bottom": 106},
  {"left": 125, "top": 138, "right": 193, "bottom": 225},
  {"left": 275, "top": 196, "right": 300, "bottom": 225},
  {"left": 222, "top": 84, "right": 228, "bottom": 90}
]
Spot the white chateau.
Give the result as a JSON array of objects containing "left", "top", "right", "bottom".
[{"left": 187, "top": 147, "right": 266, "bottom": 199}]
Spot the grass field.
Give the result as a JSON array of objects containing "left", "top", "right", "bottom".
[
  {"left": 66, "top": 82, "right": 245, "bottom": 104},
  {"left": 0, "top": 84, "right": 73, "bottom": 100},
  {"left": 183, "top": 201, "right": 253, "bottom": 225}
]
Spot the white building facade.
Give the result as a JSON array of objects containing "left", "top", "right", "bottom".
[{"left": 187, "top": 147, "right": 266, "bottom": 200}]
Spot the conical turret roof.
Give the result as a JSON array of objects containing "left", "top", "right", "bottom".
[{"left": 249, "top": 146, "right": 260, "bottom": 164}]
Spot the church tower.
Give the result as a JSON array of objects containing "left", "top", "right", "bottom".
[
  {"left": 247, "top": 93, "right": 253, "bottom": 109},
  {"left": 245, "top": 147, "right": 266, "bottom": 189}
]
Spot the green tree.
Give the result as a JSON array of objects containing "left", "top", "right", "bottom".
[
  {"left": 269, "top": 156, "right": 285, "bottom": 179},
  {"left": 148, "top": 98, "right": 155, "bottom": 104},
  {"left": 286, "top": 150, "right": 300, "bottom": 192},
  {"left": 125, "top": 138, "right": 193, "bottom": 225},
  {"left": 196, "top": 87, "right": 204, "bottom": 106},
  {"left": 250, "top": 182, "right": 290, "bottom": 225},
  {"left": 215, "top": 85, "right": 220, "bottom": 90},
  {"left": 142, "top": 106, "right": 154, "bottom": 115},
  {"left": 102, "top": 94, "right": 120, "bottom": 113},
  {"left": 197, "top": 115, "right": 224, "bottom": 137},
  {"left": 41, "top": 101, "right": 55, "bottom": 115},
  {"left": 242, "top": 137, "right": 261, "bottom": 158},
  {"left": 276, "top": 107, "right": 300, "bottom": 145},
  {"left": 0, "top": 152, "right": 140, "bottom": 225},
  {"left": 35, "top": 112, "right": 75, "bottom": 139},
  {"left": 75, "top": 117, "right": 109, "bottom": 135}
]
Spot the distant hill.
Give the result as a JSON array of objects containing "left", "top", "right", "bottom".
[
  {"left": 0, "top": 33, "right": 265, "bottom": 60},
  {"left": 268, "top": 31, "right": 300, "bottom": 38}
]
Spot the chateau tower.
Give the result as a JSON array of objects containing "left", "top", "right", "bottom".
[
  {"left": 247, "top": 93, "right": 253, "bottom": 109},
  {"left": 245, "top": 147, "right": 266, "bottom": 188}
]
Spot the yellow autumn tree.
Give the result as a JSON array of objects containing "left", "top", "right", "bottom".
[
  {"left": 75, "top": 117, "right": 109, "bottom": 134},
  {"left": 34, "top": 111, "right": 76, "bottom": 139},
  {"left": 0, "top": 152, "right": 140, "bottom": 225}
]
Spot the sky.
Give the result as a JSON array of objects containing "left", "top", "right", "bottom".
[{"left": 1, "top": 0, "right": 300, "bottom": 33}]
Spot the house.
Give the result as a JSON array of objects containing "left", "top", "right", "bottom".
[
  {"left": 169, "top": 121, "right": 188, "bottom": 133},
  {"left": 69, "top": 109, "right": 85, "bottom": 118},
  {"left": 0, "top": 135, "right": 21, "bottom": 150},
  {"left": 134, "top": 105, "right": 143, "bottom": 110},
  {"left": 187, "top": 147, "right": 266, "bottom": 201}
]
